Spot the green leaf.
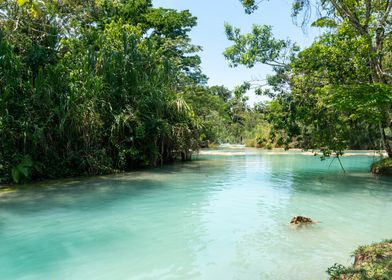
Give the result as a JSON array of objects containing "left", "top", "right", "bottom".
[
  {"left": 11, "top": 168, "right": 20, "bottom": 184},
  {"left": 311, "top": 17, "right": 338, "bottom": 28},
  {"left": 16, "top": 0, "right": 29, "bottom": 6},
  {"left": 18, "top": 165, "right": 30, "bottom": 178}
]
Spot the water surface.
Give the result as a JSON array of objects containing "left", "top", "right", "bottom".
[{"left": 0, "top": 149, "right": 391, "bottom": 279}]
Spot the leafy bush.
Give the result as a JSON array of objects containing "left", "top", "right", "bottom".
[{"left": 371, "top": 158, "right": 392, "bottom": 175}]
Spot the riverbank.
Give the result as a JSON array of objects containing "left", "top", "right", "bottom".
[
  {"left": 328, "top": 240, "right": 392, "bottom": 279},
  {"left": 371, "top": 158, "right": 392, "bottom": 175},
  {"left": 2, "top": 148, "right": 388, "bottom": 189},
  {"left": 198, "top": 148, "right": 388, "bottom": 157}
]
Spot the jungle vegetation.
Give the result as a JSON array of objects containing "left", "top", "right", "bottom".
[
  {"left": 229, "top": 0, "right": 392, "bottom": 156},
  {"left": 0, "top": 0, "right": 254, "bottom": 183},
  {"left": 1, "top": 0, "right": 391, "bottom": 183}
]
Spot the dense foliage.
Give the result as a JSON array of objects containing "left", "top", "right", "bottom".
[
  {"left": 0, "top": 0, "right": 223, "bottom": 183},
  {"left": 1, "top": 0, "right": 390, "bottom": 183},
  {"left": 230, "top": 0, "right": 392, "bottom": 157}
]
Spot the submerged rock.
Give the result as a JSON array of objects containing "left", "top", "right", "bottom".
[
  {"left": 371, "top": 158, "right": 392, "bottom": 175},
  {"left": 290, "top": 216, "right": 315, "bottom": 225}
]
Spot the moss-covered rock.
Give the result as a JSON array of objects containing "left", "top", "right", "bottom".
[
  {"left": 327, "top": 240, "right": 392, "bottom": 279},
  {"left": 371, "top": 158, "right": 392, "bottom": 175}
]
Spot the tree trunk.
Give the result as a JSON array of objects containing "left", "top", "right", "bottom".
[
  {"left": 181, "top": 150, "right": 192, "bottom": 161},
  {"left": 379, "top": 121, "right": 392, "bottom": 158},
  {"left": 327, "top": 1, "right": 392, "bottom": 156},
  {"left": 160, "top": 138, "right": 164, "bottom": 167}
]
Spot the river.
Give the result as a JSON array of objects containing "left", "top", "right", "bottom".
[{"left": 0, "top": 149, "right": 391, "bottom": 279}]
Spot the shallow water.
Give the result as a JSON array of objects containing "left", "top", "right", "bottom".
[{"left": 0, "top": 149, "right": 391, "bottom": 279}]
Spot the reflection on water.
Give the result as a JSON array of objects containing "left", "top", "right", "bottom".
[{"left": 0, "top": 149, "right": 391, "bottom": 279}]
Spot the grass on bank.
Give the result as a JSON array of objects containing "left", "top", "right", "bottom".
[{"left": 327, "top": 240, "right": 392, "bottom": 279}]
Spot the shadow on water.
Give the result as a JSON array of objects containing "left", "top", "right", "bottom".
[{"left": 0, "top": 159, "right": 230, "bottom": 215}]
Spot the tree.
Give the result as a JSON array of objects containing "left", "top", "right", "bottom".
[
  {"left": 228, "top": 0, "right": 392, "bottom": 157},
  {"left": 0, "top": 0, "right": 206, "bottom": 182}
]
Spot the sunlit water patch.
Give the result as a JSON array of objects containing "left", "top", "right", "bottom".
[{"left": 0, "top": 149, "right": 391, "bottom": 279}]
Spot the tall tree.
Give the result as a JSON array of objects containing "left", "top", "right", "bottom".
[{"left": 231, "top": 0, "right": 392, "bottom": 157}]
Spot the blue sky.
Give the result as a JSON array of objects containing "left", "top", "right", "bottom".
[{"left": 153, "top": 0, "right": 322, "bottom": 103}]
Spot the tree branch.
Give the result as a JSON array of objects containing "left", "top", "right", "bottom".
[
  {"left": 364, "top": 0, "right": 371, "bottom": 30},
  {"left": 380, "top": 0, "right": 392, "bottom": 28},
  {"left": 329, "top": 0, "right": 367, "bottom": 35}
]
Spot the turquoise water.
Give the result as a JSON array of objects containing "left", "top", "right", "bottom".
[{"left": 0, "top": 149, "right": 391, "bottom": 279}]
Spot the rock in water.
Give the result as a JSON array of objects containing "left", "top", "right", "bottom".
[{"left": 290, "top": 216, "right": 314, "bottom": 225}]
